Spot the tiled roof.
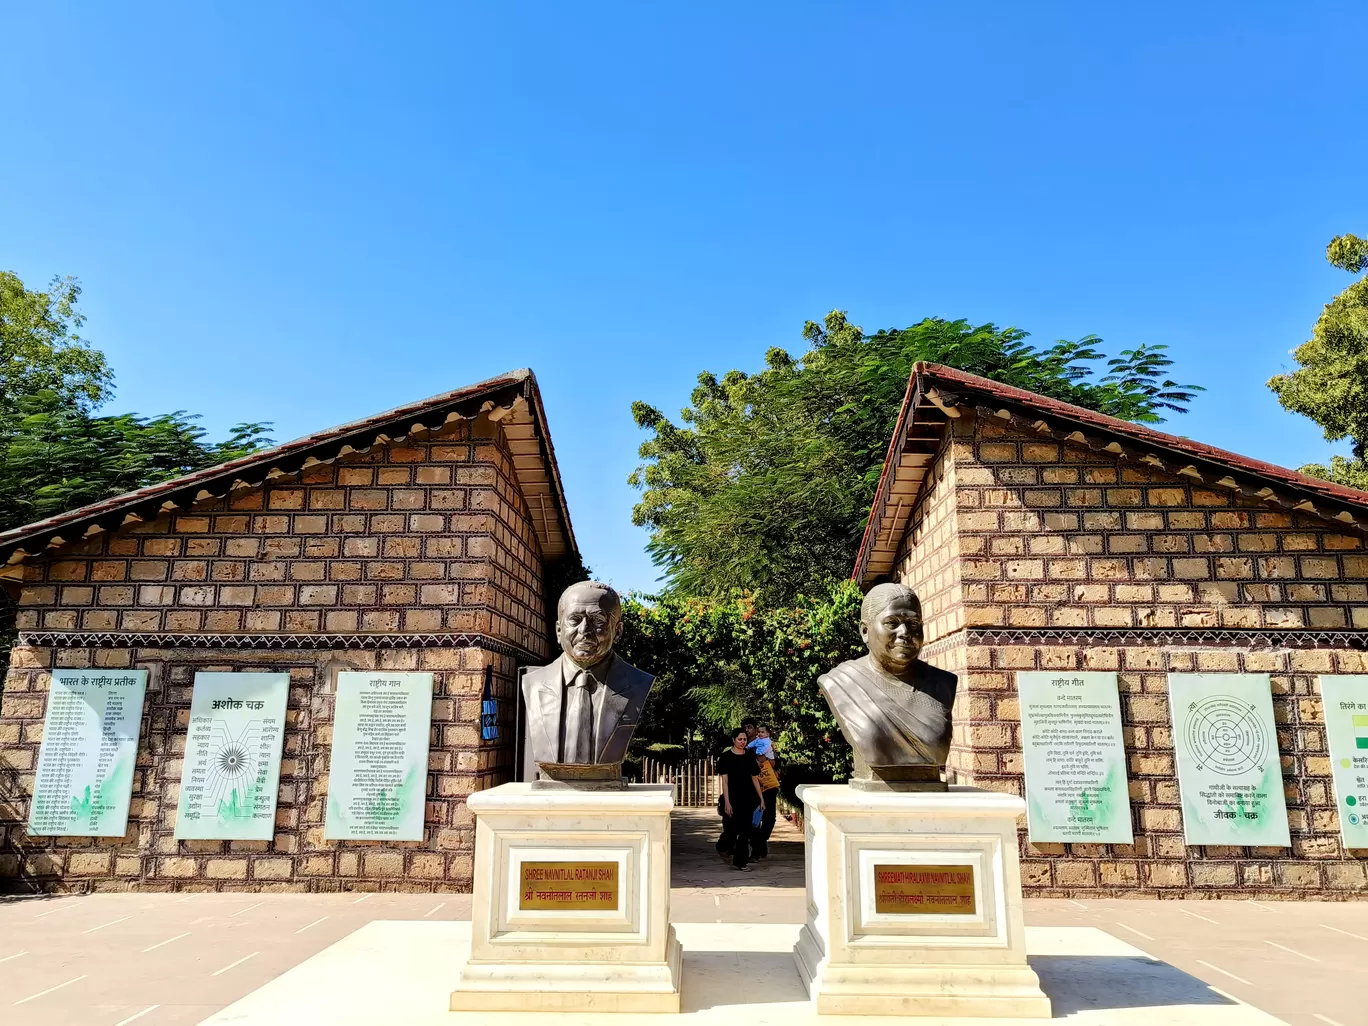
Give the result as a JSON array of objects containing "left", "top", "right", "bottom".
[
  {"left": 853, "top": 363, "right": 1368, "bottom": 585},
  {"left": 0, "top": 368, "right": 578, "bottom": 568}
]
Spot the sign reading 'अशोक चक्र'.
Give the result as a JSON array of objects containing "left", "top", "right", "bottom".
[
  {"left": 324, "top": 671, "right": 433, "bottom": 841},
  {"left": 1318, "top": 675, "right": 1368, "bottom": 848},
  {"left": 174, "top": 672, "right": 289, "bottom": 840},
  {"left": 1017, "top": 671, "right": 1133, "bottom": 843},
  {"left": 29, "top": 669, "right": 148, "bottom": 837},
  {"left": 518, "top": 861, "right": 619, "bottom": 910},
  {"left": 1168, "top": 673, "right": 1290, "bottom": 847}
]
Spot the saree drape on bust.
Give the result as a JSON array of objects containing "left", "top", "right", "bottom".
[{"left": 817, "top": 656, "right": 956, "bottom": 767}]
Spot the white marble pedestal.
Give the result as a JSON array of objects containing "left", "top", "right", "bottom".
[
  {"left": 449, "top": 782, "right": 681, "bottom": 1013},
  {"left": 793, "top": 784, "right": 1050, "bottom": 1018}
]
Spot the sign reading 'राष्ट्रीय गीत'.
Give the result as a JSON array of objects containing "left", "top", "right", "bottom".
[
  {"left": 1168, "top": 673, "right": 1290, "bottom": 847},
  {"left": 29, "top": 669, "right": 148, "bottom": 837},
  {"left": 174, "top": 672, "right": 289, "bottom": 840},
  {"left": 1017, "top": 671, "right": 1133, "bottom": 844},
  {"left": 1317, "top": 675, "right": 1368, "bottom": 848},
  {"left": 324, "top": 671, "right": 433, "bottom": 841}
]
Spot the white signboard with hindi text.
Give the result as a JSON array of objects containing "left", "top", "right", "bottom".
[
  {"left": 1318, "top": 675, "right": 1368, "bottom": 848},
  {"left": 1169, "top": 673, "right": 1290, "bottom": 847},
  {"left": 29, "top": 669, "right": 148, "bottom": 837},
  {"left": 325, "top": 671, "right": 433, "bottom": 841},
  {"left": 175, "top": 672, "right": 289, "bottom": 840},
  {"left": 1018, "top": 671, "right": 1133, "bottom": 843}
]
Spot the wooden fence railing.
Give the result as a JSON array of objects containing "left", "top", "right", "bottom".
[{"left": 635, "top": 756, "right": 721, "bottom": 808}]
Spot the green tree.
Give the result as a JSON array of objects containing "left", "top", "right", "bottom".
[
  {"left": 620, "top": 582, "right": 864, "bottom": 781},
  {"left": 630, "top": 312, "right": 1202, "bottom": 604},
  {"left": 1268, "top": 233, "right": 1368, "bottom": 489},
  {"left": 0, "top": 272, "right": 273, "bottom": 533}
]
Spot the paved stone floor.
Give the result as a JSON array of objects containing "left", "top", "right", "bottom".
[{"left": 0, "top": 809, "right": 1363, "bottom": 1025}]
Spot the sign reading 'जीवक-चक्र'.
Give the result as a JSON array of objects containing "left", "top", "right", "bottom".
[
  {"left": 518, "top": 861, "right": 619, "bottom": 911},
  {"left": 29, "top": 669, "right": 148, "bottom": 837},
  {"left": 1317, "top": 675, "right": 1368, "bottom": 848},
  {"left": 1169, "top": 673, "right": 1290, "bottom": 847},
  {"left": 872, "top": 864, "right": 976, "bottom": 915},
  {"left": 1017, "top": 671, "right": 1133, "bottom": 843}
]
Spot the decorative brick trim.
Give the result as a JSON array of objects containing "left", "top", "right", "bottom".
[
  {"left": 18, "top": 630, "right": 540, "bottom": 660},
  {"left": 966, "top": 627, "right": 1368, "bottom": 649},
  {"left": 923, "top": 628, "right": 1368, "bottom": 653}
]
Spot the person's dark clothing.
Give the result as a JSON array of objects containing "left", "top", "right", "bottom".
[
  {"left": 716, "top": 749, "right": 761, "bottom": 869},
  {"left": 751, "top": 787, "right": 779, "bottom": 859}
]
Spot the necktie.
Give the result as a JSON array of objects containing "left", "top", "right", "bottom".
[{"left": 562, "top": 670, "right": 596, "bottom": 763}]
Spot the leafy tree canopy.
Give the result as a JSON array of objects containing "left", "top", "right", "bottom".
[
  {"left": 1269, "top": 233, "right": 1368, "bottom": 490},
  {"left": 630, "top": 312, "right": 1202, "bottom": 604},
  {"left": 0, "top": 272, "right": 272, "bottom": 532}
]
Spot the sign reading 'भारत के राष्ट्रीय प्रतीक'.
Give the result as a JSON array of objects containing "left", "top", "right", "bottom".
[{"left": 29, "top": 669, "right": 148, "bottom": 837}]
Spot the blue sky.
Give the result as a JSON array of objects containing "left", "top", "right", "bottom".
[{"left": 3, "top": 3, "right": 1366, "bottom": 594}]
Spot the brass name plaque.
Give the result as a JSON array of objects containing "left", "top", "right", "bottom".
[
  {"left": 873, "top": 864, "right": 976, "bottom": 915},
  {"left": 518, "top": 861, "right": 619, "bottom": 911}
]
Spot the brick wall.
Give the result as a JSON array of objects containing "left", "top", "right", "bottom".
[
  {"left": 894, "top": 411, "right": 1368, "bottom": 897},
  {"left": 0, "top": 415, "right": 553, "bottom": 893}
]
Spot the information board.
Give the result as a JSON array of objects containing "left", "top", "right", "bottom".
[
  {"left": 174, "top": 672, "right": 289, "bottom": 840},
  {"left": 29, "top": 669, "right": 148, "bottom": 837},
  {"left": 1018, "top": 671, "right": 1133, "bottom": 843},
  {"left": 1169, "top": 673, "right": 1290, "bottom": 846},
  {"left": 872, "top": 864, "right": 976, "bottom": 915},
  {"left": 518, "top": 861, "right": 619, "bottom": 910},
  {"left": 324, "top": 671, "right": 433, "bottom": 840},
  {"left": 1318, "top": 675, "right": 1368, "bottom": 848}
]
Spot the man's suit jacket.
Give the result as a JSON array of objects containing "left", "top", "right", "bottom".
[{"left": 520, "top": 654, "right": 654, "bottom": 780}]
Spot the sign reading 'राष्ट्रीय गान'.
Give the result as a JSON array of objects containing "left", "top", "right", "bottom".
[
  {"left": 174, "top": 672, "right": 289, "bottom": 840},
  {"left": 1168, "top": 673, "right": 1290, "bottom": 847},
  {"left": 29, "top": 669, "right": 148, "bottom": 837},
  {"left": 1017, "top": 672, "right": 1133, "bottom": 844},
  {"left": 324, "top": 671, "right": 434, "bottom": 841}
]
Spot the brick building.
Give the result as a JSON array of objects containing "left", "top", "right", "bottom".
[
  {"left": 0, "top": 369, "right": 578, "bottom": 893},
  {"left": 855, "top": 363, "right": 1368, "bottom": 897}
]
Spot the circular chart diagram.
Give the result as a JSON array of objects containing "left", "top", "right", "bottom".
[{"left": 1183, "top": 696, "right": 1268, "bottom": 775}]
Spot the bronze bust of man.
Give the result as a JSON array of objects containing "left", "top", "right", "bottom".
[
  {"left": 817, "top": 582, "right": 956, "bottom": 791},
  {"left": 520, "top": 581, "right": 654, "bottom": 783}
]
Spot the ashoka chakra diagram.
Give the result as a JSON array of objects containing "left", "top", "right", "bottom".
[{"left": 1183, "top": 696, "right": 1267, "bottom": 775}]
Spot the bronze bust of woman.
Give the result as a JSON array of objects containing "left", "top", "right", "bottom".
[{"left": 817, "top": 583, "right": 956, "bottom": 791}]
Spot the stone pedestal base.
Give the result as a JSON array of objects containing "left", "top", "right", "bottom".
[
  {"left": 793, "top": 784, "right": 1050, "bottom": 1019},
  {"left": 449, "top": 782, "right": 681, "bottom": 1013}
]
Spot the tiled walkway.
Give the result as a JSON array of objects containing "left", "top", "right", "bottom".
[{"left": 0, "top": 810, "right": 1363, "bottom": 1025}]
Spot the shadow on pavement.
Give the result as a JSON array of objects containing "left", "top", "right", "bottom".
[{"left": 1033, "top": 955, "right": 1236, "bottom": 1012}]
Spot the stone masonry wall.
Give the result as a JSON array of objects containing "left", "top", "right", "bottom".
[
  {"left": 0, "top": 644, "right": 517, "bottom": 892},
  {"left": 0, "top": 415, "right": 553, "bottom": 892},
  {"left": 893, "top": 411, "right": 1368, "bottom": 896}
]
